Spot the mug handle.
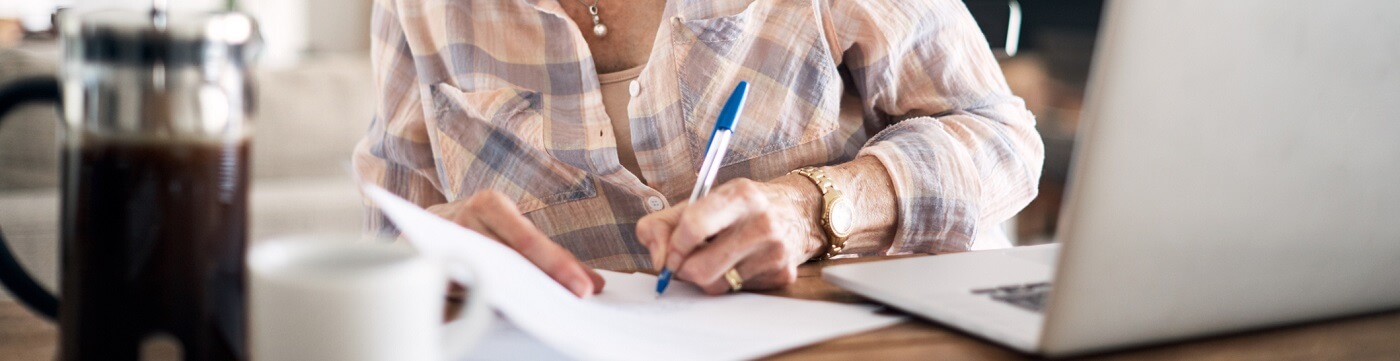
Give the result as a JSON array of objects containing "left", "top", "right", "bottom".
[
  {"left": 0, "top": 77, "right": 62, "bottom": 319},
  {"left": 440, "top": 263, "right": 495, "bottom": 359}
]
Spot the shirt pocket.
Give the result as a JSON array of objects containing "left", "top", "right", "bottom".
[
  {"left": 426, "top": 83, "right": 597, "bottom": 213},
  {"left": 672, "top": 0, "right": 842, "bottom": 167}
]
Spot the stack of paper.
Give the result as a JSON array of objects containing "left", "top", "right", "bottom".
[{"left": 365, "top": 185, "right": 903, "bottom": 361}]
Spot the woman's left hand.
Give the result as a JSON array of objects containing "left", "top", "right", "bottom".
[{"left": 636, "top": 176, "right": 826, "bottom": 294}]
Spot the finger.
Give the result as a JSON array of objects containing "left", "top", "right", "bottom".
[
  {"left": 434, "top": 195, "right": 599, "bottom": 297},
  {"left": 584, "top": 265, "right": 606, "bottom": 294},
  {"left": 636, "top": 203, "right": 687, "bottom": 271},
  {"left": 687, "top": 213, "right": 802, "bottom": 294},
  {"left": 727, "top": 259, "right": 798, "bottom": 291},
  {"left": 696, "top": 243, "right": 798, "bottom": 294},
  {"left": 694, "top": 257, "right": 773, "bottom": 295},
  {"left": 482, "top": 218, "right": 594, "bottom": 298},
  {"left": 469, "top": 192, "right": 596, "bottom": 297},
  {"left": 697, "top": 273, "right": 733, "bottom": 295},
  {"left": 667, "top": 180, "right": 769, "bottom": 268},
  {"left": 675, "top": 223, "right": 768, "bottom": 293}
]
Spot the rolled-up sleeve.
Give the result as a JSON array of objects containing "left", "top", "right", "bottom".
[
  {"left": 827, "top": 0, "right": 1045, "bottom": 254},
  {"left": 352, "top": 0, "right": 445, "bottom": 238}
]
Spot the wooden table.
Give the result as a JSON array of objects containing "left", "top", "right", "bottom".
[{"left": 3, "top": 256, "right": 1399, "bottom": 360}]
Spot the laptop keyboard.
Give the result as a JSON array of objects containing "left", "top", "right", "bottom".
[{"left": 971, "top": 282, "right": 1052, "bottom": 313}]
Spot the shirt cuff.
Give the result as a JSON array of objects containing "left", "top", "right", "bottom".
[{"left": 857, "top": 118, "right": 980, "bottom": 255}]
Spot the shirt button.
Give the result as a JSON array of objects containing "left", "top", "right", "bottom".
[
  {"left": 646, "top": 196, "right": 665, "bottom": 211},
  {"left": 628, "top": 80, "right": 641, "bottom": 97}
]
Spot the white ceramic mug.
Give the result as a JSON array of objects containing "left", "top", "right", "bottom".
[{"left": 249, "top": 238, "right": 492, "bottom": 361}]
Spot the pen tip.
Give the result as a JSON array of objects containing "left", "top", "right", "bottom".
[{"left": 656, "top": 268, "right": 672, "bottom": 294}]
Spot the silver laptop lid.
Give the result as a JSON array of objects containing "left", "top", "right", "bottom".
[{"left": 1043, "top": 0, "right": 1400, "bottom": 356}]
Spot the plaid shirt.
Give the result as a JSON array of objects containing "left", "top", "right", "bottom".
[{"left": 355, "top": 0, "right": 1044, "bottom": 271}]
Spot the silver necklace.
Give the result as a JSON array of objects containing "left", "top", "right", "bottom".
[{"left": 573, "top": 0, "right": 609, "bottom": 38}]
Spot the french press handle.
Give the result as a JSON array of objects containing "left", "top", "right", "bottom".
[{"left": 0, "top": 77, "right": 62, "bottom": 319}]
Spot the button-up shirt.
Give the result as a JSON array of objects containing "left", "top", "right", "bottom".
[{"left": 354, "top": 0, "right": 1045, "bottom": 271}]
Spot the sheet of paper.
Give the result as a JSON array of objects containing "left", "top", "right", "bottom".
[
  {"left": 364, "top": 185, "right": 903, "bottom": 361},
  {"left": 457, "top": 314, "right": 572, "bottom": 361}
]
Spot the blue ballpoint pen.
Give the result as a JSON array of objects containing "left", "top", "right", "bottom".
[{"left": 656, "top": 81, "right": 750, "bottom": 294}]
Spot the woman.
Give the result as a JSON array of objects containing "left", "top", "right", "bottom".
[{"left": 355, "top": 0, "right": 1043, "bottom": 297}]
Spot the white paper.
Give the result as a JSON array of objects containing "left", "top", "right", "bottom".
[
  {"left": 457, "top": 314, "right": 571, "bottom": 361},
  {"left": 364, "top": 185, "right": 903, "bottom": 361}
]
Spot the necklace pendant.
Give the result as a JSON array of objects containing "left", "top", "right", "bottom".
[
  {"left": 593, "top": 23, "right": 609, "bottom": 38},
  {"left": 588, "top": 5, "right": 608, "bottom": 38}
]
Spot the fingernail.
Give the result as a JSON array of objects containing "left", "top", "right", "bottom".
[{"left": 569, "top": 280, "right": 590, "bottom": 298}]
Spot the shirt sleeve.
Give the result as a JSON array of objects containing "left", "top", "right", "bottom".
[
  {"left": 825, "top": 0, "right": 1045, "bottom": 254},
  {"left": 352, "top": 0, "right": 446, "bottom": 238}
]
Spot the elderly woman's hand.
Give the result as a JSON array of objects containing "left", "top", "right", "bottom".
[
  {"left": 427, "top": 191, "right": 604, "bottom": 298},
  {"left": 636, "top": 175, "right": 829, "bottom": 294}
]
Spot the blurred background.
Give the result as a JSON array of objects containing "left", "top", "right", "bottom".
[
  {"left": 0, "top": 0, "right": 374, "bottom": 302},
  {"left": 0, "top": 0, "right": 1103, "bottom": 301},
  {"left": 967, "top": 0, "right": 1106, "bottom": 245}
]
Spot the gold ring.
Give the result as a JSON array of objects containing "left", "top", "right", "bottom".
[{"left": 724, "top": 268, "right": 743, "bottom": 292}]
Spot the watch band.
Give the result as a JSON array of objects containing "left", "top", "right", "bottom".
[
  {"left": 790, "top": 166, "right": 849, "bottom": 260},
  {"left": 792, "top": 167, "right": 839, "bottom": 196}
]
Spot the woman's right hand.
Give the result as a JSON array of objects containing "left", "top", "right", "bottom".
[{"left": 426, "top": 190, "right": 604, "bottom": 298}]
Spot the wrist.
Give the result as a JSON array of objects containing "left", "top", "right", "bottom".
[
  {"left": 784, "top": 166, "right": 857, "bottom": 260},
  {"left": 823, "top": 157, "right": 897, "bottom": 249},
  {"left": 769, "top": 174, "right": 829, "bottom": 260}
]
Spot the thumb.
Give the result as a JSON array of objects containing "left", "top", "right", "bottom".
[{"left": 636, "top": 202, "right": 687, "bottom": 271}]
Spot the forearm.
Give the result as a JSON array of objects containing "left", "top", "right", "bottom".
[
  {"left": 816, "top": 0, "right": 1042, "bottom": 254},
  {"left": 857, "top": 108, "right": 1043, "bottom": 254}
]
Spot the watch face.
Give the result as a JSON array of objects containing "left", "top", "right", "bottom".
[{"left": 828, "top": 197, "right": 855, "bottom": 237}]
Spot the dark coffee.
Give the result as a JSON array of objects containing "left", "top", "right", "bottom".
[{"left": 59, "top": 136, "right": 249, "bottom": 361}]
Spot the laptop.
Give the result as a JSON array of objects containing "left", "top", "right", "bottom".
[{"left": 823, "top": 0, "right": 1400, "bottom": 357}]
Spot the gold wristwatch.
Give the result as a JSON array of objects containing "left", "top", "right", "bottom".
[{"left": 790, "top": 167, "right": 854, "bottom": 260}]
